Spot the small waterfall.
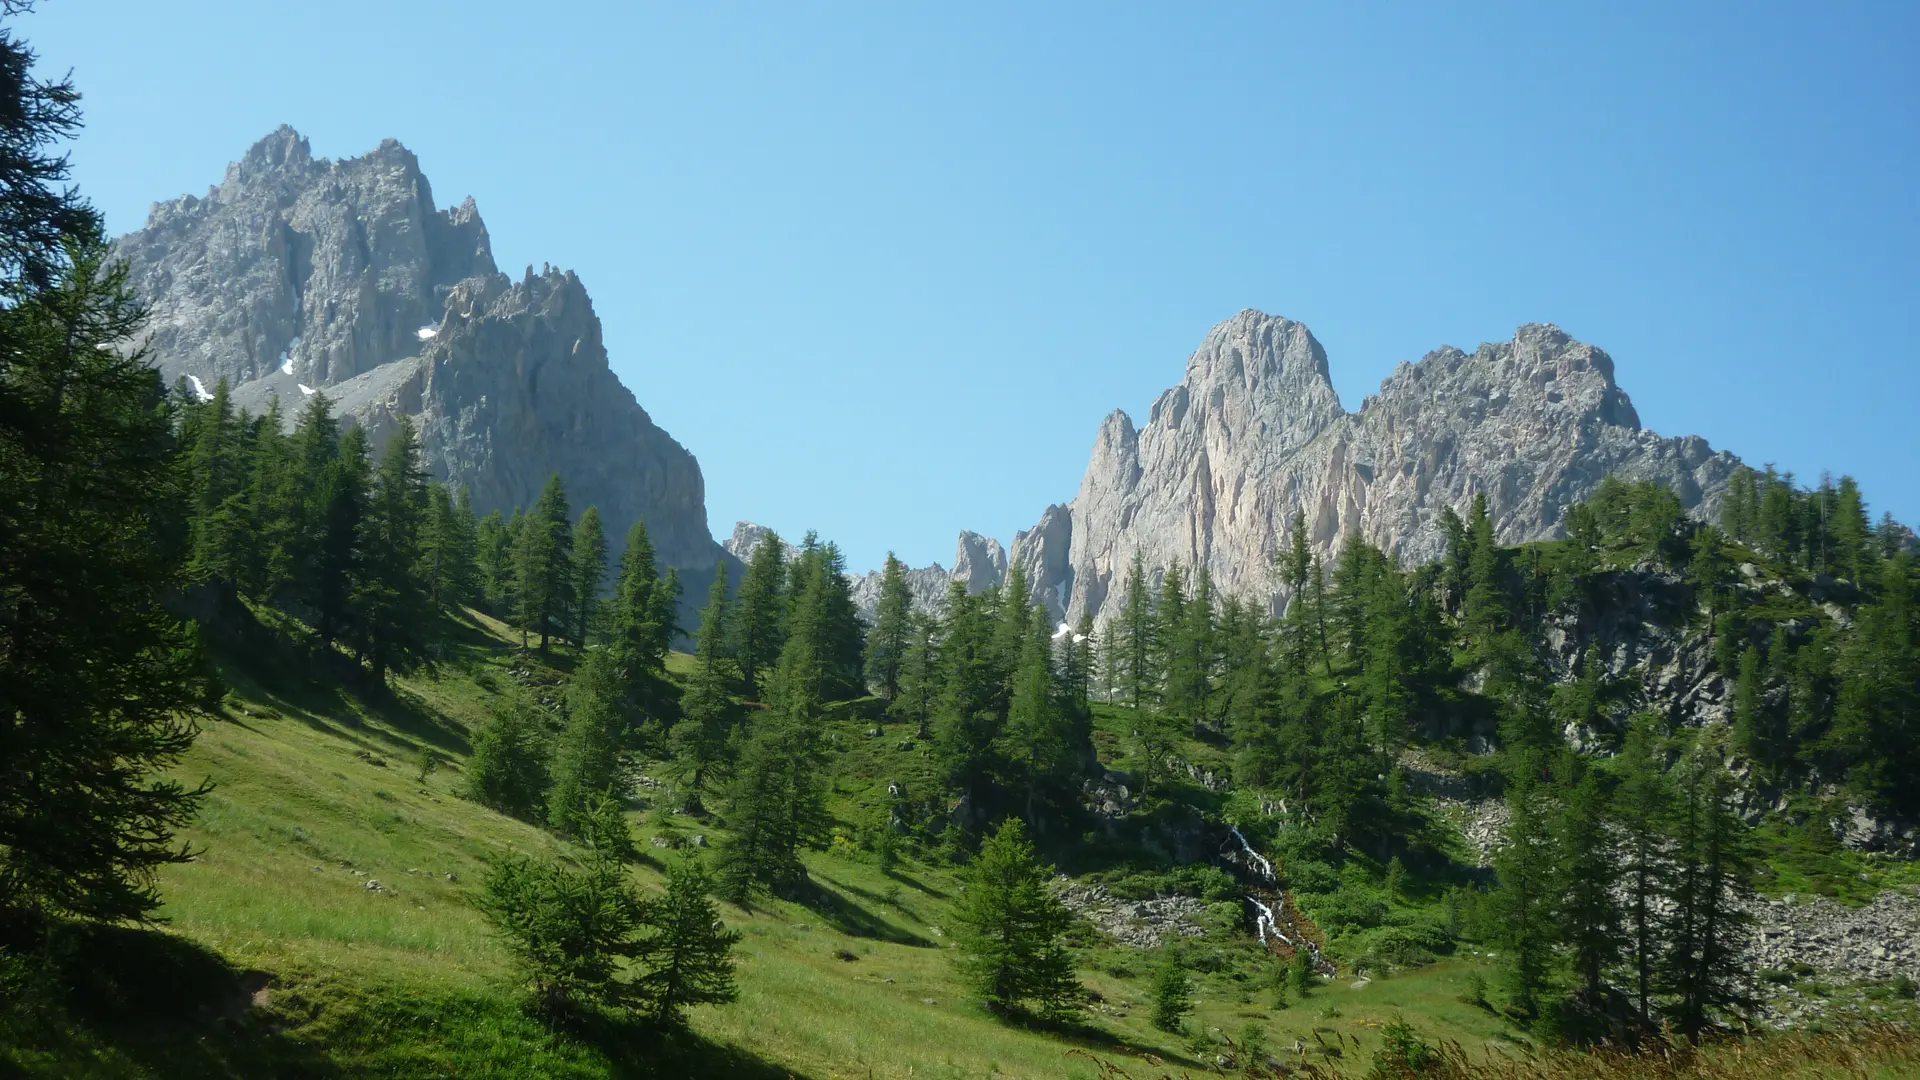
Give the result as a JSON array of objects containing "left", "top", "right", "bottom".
[
  {"left": 1228, "top": 825, "right": 1335, "bottom": 976},
  {"left": 1229, "top": 825, "right": 1275, "bottom": 884}
]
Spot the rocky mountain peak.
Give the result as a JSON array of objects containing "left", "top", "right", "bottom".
[
  {"left": 123, "top": 129, "right": 727, "bottom": 594},
  {"left": 1005, "top": 316, "right": 1743, "bottom": 628}
]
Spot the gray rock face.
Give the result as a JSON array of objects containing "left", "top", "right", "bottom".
[
  {"left": 1026, "top": 310, "right": 1743, "bottom": 626},
  {"left": 953, "top": 531, "right": 1008, "bottom": 596},
  {"left": 723, "top": 522, "right": 794, "bottom": 563},
  {"left": 119, "top": 127, "right": 727, "bottom": 579},
  {"left": 1011, "top": 504, "right": 1074, "bottom": 621}
]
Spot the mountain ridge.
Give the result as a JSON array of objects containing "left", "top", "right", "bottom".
[
  {"left": 113, "top": 126, "right": 731, "bottom": 583},
  {"left": 915, "top": 311, "right": 1744, "bottom": 627}
]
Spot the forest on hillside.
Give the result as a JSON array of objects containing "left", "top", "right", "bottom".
[{"left": 5, "top": 8, "right": 1920, "bottom": 1078}]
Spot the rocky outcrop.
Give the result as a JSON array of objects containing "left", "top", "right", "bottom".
[
  {"left": 953, "top": 532, "right": 1008, "bottom": 596},
  {"left": 118, "top": 128, "right": 728, "bottom": 580},
  {"left": 723, "top": 522, "right": 794, "bottom": 563},
  {"left": 1011, "top": 504, "right": 1075, "bottom": 622},
  {"left": 1052, "top": 877, "right": 1207, "bottom": 950},
  {"left": 1018, "top": 311, "right": 1743, "bottom": 627}
]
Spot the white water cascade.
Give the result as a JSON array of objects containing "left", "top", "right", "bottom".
[{"left": 1229, "top": 825, "right": 1333, "bottom": 975}]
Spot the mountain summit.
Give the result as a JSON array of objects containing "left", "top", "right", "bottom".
[
  {"left": 113, "top": 127, "right": 726, "bottom": 579},
  {"left": 1007, "top": 311, "right": 1742, "bottom": 624}
]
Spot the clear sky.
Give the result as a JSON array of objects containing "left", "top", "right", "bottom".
[{"left": 21, "top": 2, "right": 1918, "bottom": 573}]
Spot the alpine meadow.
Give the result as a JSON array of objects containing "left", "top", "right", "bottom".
[{"left": 5, "top": 4, "right": 1920, "bottom": 1079}]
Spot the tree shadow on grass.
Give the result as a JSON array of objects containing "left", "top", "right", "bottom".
[
  {"left": 881, "top": 867, "right": 949, "bottom": 900},
  {"left": 205, "top": 602, "right": 472, "bottom": 760},
  {"left": 1, "top": 919, "right": 339, "bottom": 1078},
  {"left": 798, "top": 875, "right": 936, "bottom": 947},
  {"left": 570, "top": 1014, "right": 816, "bottom": 1080},
  {"left": 984, "top": 1005, "right": 1210, "bottom": 1073}
]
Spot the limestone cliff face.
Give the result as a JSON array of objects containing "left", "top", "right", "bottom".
[
  {"left": 1021, "top": 311, "right": 1742, "bottom": 626},
  {"left": 118, "top": 127, "right": 727, "bottom": 578}
]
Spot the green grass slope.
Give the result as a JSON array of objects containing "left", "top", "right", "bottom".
[{"left": 6, "top": 604, "right": 1918, "bottom": 1080}]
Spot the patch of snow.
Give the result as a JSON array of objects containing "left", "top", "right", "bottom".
[
  {"left": 185, "top": 374, "right": 214, "bottom": 402},
  {"left": 1053, "top": 621, "right": 1074, "bottom": 641},
  {"left": 297, "top": 383, "right": 315, "bottom": 396},
  {"left": 279, "top": 354, "right": 294, "bottom": 375},
  {"left": 415, "top": 325, "right": 437, "bottom": 341}
]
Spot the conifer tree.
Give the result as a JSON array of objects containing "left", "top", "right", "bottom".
[
  {"left": 478, "top": 852, "right": 647, "bottom": 1019},
  {"left": 1824, "top": 554, "right": 1919, "bottom": 814},
  {"left": 865, "top": 553, "right": 914, "bottom": 703},
  {"left": 1555, "top": 762, "right": 1621, "bottom": 1006},
  {"left": 730, "top": 530, "right": 787, "bottom": 699},
  {"left": 668, "top": 562, "right": 737, "bottom": 811},
  {"left": 423, "top": 484, "right": 458, "bottom": 608},
  {"left": 1113, "top": 552, "right": 1157, "bottom": 711},
  {"left": 949, "top": 818, "right": 1083, "bottom": 1020},
  {"left": 1613, "top": 715, "right": 1672, "bottom": 1023},
  {"left": 571, "top": 505, "right": 607, "bottom": 646},
  {"left": 466, "top": 698, "right": 552, "bottom": 822},
  {"left": 781, "top": 535, "right": 866, "bottom": 702},
  {"left": 634, "top": 854, "right": 741, "bottom": 1025},
  {"left": 515, "top": 473, "right": 575, "bottom": 652},
  {"left": 1463, "top": 493, "right": 1509, "bottom": 640},
  {"left": 243, "top": 396, "right": 300, "bottom": 600},
  {"left": 311, "top": 423, "right": 371, "bottom": 648},
  {"left": 1663, "top": 744, "right": 1756, "bottom": 1035},
  {"left": 1149, "top": 946, "right": 1193, "bottom": 1032},
  {"left": 355, "top": 415, "right": 430, "bottom": 680},
  {"left": 933, "top": 581, "right": 1002, "bottom": 809},
  {"left": 548, "top": 648, "right": 631, "bottom": 839},
  {"left": 476, "top": 508, "right": 514, "bottom": 613},
  {"left": 182, "top": 377, "right": 248, "bottom": 591},
  {"left": 608, "top": 519, "right": 679, "bottom": 727},
  {"left": 715, "top": 711, "right": 826, "bottom": 901},
  {"left": 1731, "top": 644, "right": 1770, "bottom": 772},
  {"left": 1002, "top": 604, "right": 1075, "bottom": 821},
  {"left": 893, "top": 608, "right": 943, "bottom": 736},
  {"left": 0, "top": 131, "right": 211, "bottom": 920},
  {"left": 1492, "top": 768, "right": 1557, "bottom": 1015}
]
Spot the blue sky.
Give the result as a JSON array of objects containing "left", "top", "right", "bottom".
[{"left": 23, "top": 2, "right": 1918, "bottom": 572}]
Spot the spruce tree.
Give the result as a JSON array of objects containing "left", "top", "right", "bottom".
[
  {"left": 634, "top": 854, "right": 741, "bottom": 1025},
  {"left": 311, "top": 422, "right": 371, "bottom": 648},
  {"left": 1555, "top": 762, "right": 1621, "bottom": 1006},
  {"left": 1113, "top": 551, "right": 1157, "bottom": 711},
  {"left": 243, "top": 396, "right": 300, "bottom": 601},
  {"left": 515, "top": 473, "right": 575, "bottom": 652},
  {"left": 1002, "top": 604, "right": 1076, "bottom": 822},
  {"left": 1613, "top": 715, "right": 1672, "bottom": 1023},
  {"left": 466, "top": 698, "right": 552, "bottom": 821},
  {"left": 865, "top": 553, "right": 913, "bottom": 704},
  {"left": 181, "top": 377, "right": 248, "bottom": 592},
  {"left": 571, "top": 505, "right": 607, "bottom": 646},
  {"left": 948, "top": 818, "right": 1083, "bottom": 1019},
  {"left": 1149, "top": 946, "right": 1193, "bottom": 1032},
  {"left": 893, "top": 608, "right": 943, "bottom": 736},
  {"left": 730, "top": 529, "right": 787, "bottom": 699},
  {"left": 715, "top": 711, "right": 825, "bottom": 901},
  {"left": 548, "top": 648, "right": 631, "bottom": 839},
  {"left": 0, "top": 135, "right": 211, "bottom": 920},
  {"left": 475, "top": 508, "right": 514, "bottom": 613},
  {"left": 1663, "top": 744, "right": 1756, "bottom": 1035},
  {"left": 1492, "top": 767, "right": 1557, "bottom": 1016},
  {"left": 932, "top": 580, "right": 1002, "bottom": 809},
  {"left": 608, "top": 519, "right": 679, "bottom": 728},
  {"left": 668, "top": 562, "right": 737, "bottom": 811},
  {"left": 355, "top": 415, "right": 431, "bottom": 680}
]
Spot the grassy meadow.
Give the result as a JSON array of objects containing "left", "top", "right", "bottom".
[{"left": 4, "top": 605, "right": 1918, "bottom": 1080}]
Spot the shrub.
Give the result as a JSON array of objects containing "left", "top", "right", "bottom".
[
  {"left": 477, "top": 854, "right": 645, "bottom": 1019},
  {"left": 1149, "top": 947, "right": 1192, "bottom": 1033}
]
